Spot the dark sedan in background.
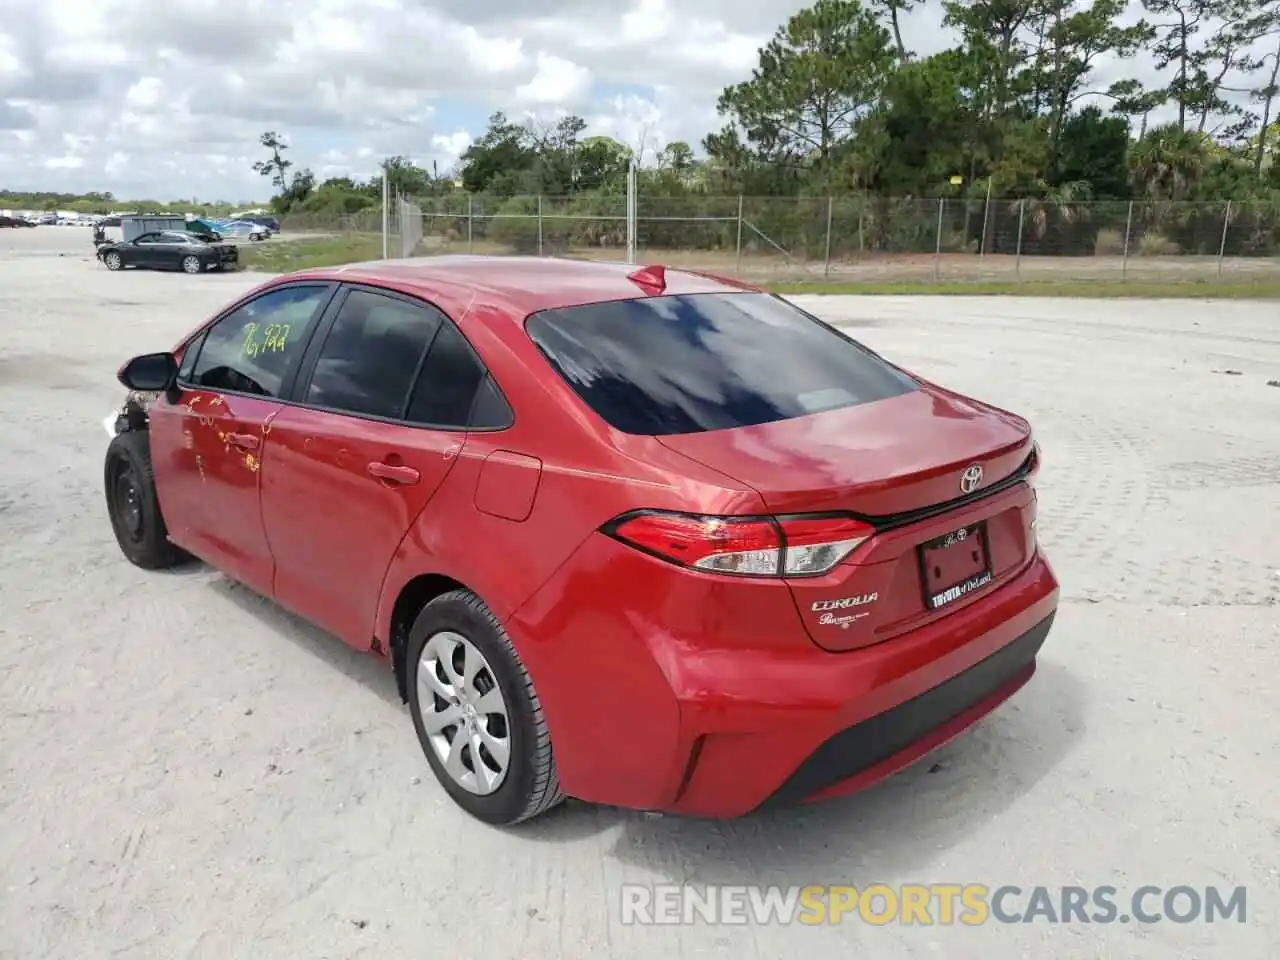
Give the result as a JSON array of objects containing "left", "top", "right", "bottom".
[{"left": 97, "top": 231, "right": 239, "bottom": 274}]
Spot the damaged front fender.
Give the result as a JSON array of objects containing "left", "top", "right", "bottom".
[{"left": 105, "top": 390, "right": 161, "bottom": 438}]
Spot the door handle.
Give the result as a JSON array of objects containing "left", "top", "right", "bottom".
[
  {"left": 227, "top": 432, "right": 260, "bottom": 451},
  {"left": 368, "top": 461, "right": 420, "bottom": 485}
]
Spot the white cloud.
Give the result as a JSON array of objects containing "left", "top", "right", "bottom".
[
  {"left": 515, "top": 53, "right": 592, "bottom": 105},
  {"left": 0, "top": 0, "right": 1273, "bottom": 200}
]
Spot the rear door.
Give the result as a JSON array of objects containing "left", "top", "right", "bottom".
[
  {"left": 260, "top": 285, "right": 480, "bottom": 649},
  {"left": 152, "top": 232, "right": 191, "bottom": 269}
]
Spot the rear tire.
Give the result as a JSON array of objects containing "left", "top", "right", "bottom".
[
  {"left": 104, "top": 431, "right": 190, "bottom": 570},
  {"left": 103, "top": 251, "right": 123, "bottom": 271},
  {"left": 407, "top": 589, "right": 565, "bottom": 825},
  {"left": 181, "top": 255, "right": 201, "bottom": 274}
]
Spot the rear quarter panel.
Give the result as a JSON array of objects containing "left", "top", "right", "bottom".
[{"left": 372, "top": 300, "right": 769, "bottom": 642}]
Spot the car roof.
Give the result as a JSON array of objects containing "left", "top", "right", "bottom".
[{"left": 279, "top": 255, "right": 758, "bottom": 318}]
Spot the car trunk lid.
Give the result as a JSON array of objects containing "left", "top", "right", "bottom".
[{"left": 657, "top": 385, "right": 1039, "bottom": 651}]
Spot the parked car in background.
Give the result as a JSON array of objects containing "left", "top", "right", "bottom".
[
  {"left": 218, "top": 219, "right": 272, "bottom": 241},
  {"left": 0, "top": 216, "right": 36, "bottom": 227},
  {"left": 185, "top": 219, "right": 223, "bottom": 241},
  {"left": 242, "top": 215, "right": 280, "bottom": 233},
  {"left": 97, "top": 230, "right": 239, "bottom": 273}
]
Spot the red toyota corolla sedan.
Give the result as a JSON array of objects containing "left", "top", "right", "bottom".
[{"left": 103, "top": 256, "right": 1058, "bottom": 825}]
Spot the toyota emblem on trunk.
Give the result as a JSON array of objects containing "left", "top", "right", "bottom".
[{"left": 960, "top": 464, "right": 983, "bottom": 494}]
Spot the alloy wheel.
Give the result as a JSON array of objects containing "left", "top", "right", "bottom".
[{"left": 417, "top": 630, "right": 512, "bottom": 795}]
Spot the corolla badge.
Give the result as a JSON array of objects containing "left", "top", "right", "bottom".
[
  {"left": 812, "top": 593, "right": 877, "bottom": 612},
  {"left": 960, "top": 464, "right": 983, "bottom": 494}
]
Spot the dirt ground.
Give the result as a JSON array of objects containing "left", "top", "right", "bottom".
[{"left": 1, "top": 226, "right": 1278, "bottom": 959}]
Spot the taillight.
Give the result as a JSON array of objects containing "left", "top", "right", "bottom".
[
  {"left": 604, "top": 511, "right": 874, "bottom": 578},
  {"left": 776, "top": 516, "right": 873, "bottom": 576}
]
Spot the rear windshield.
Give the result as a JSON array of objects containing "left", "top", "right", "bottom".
[{"left": 525, "top": 292, "right": 917, "bottom": 436}]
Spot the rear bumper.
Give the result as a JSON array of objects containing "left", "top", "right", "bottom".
[
  {"left": 758, "top": 611, "right": 1051, "bottom": 810},
  {"left": 510, "top": 540, "right": 1059, "bottom": 818}
]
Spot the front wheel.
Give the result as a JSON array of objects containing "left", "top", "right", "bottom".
[
  {"left": 407, "top": 590, "right": 565, "bottom": 825},
  {"left": 104, "top": 431, "right": 190, "bottom": 569},
  {"left": 181, "top": 255, "right": 202, "bottom": 274},
  {"left": 103, "top": 251, "right": 123, "bottom": 271}
]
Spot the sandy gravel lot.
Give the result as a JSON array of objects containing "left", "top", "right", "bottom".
[{"left": 2, "top": 227, "right": 1278, "bottom": 959}]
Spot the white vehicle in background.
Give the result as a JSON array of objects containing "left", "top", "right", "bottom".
[{"left": 218, "top": 219, "right": 272, "bottom": 241}]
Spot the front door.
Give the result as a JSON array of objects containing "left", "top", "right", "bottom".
[
  {"left": 148, "top": 282, "right": 337, "bottom": 595},
  {"left": 128, "top": 234, "right": 161, "bottom": 267},
  {"left": 260, "top": 286, "right": 470, "bottom": 648}
]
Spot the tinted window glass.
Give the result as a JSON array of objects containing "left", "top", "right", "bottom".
[
  {"left": 405, "top": 322, "right": 486, "bottom": 427},
  {"left": 305, "top": 290, "right": 442, "bottom": 419},
  {"left": 189, "top": 285, "right": 329, "bottom": 397},
  {"left": 177, "top": 331, "right": 205, "bottom": 381},
  {"left": 526, "top": 293, "right": 917, "bottom": 436},
  {"left": 467, "top": 375, "right": 514, "bottom": 429}
]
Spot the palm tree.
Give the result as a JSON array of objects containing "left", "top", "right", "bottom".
[
  {"left": 1010, "top": 179, "right": 1094, "bottom": 241},
  {"left": 1127, "top": 124, "right": 1211, "bottom": 200}
]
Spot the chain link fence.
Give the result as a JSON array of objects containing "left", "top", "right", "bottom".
[{"left": 297, "top": 195, "right": 1280, "bottom": 284}]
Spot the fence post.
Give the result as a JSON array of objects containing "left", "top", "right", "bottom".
[
  {"left": 467, "top": 194, "right": 473, "bottom": 254},
  {"left": 380, "top": 166, "right": 389, "bottom": 260},
  {"left": 823, "top": 196, "right": 834, "bottom": 278},
  {"left": 538, "top": 195, "right": 543, "bottom": 258},
  {"left": 735, "top": 195, "right": 744, "bottom": 276},
  {"left": 1217, "top": 200, "right": 1231, "bottom": 280},
  {"left": 625, "top": 160, "right": 637, "bottom": 265},
  {"left": 934, "top": 198, "right": 944, "bottom": 281},
  {"left": 979, "top": 179, "right": 993, "bottom": 257},
  {"left": 1121, "top": 200, "right": 1134, "bottom": 282},
  {"left": 1015, "top": 199, "right": 1025, "bottom": 279},
  {"left": 859, "top": 190, "right": 866, "bottom": 255}
]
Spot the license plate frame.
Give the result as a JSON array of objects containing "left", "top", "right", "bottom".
[{"left": 917, "top": 521, "right": 994, "bottom": 611}]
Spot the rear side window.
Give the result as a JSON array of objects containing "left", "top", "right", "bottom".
[
  {"left": 304, "top": 289, "right": 443, "bottom": 419},
  {"left": 405, "top": 322, "right": 490, "bottom": 428},
  {"left": 525, "top": 293, "right": 917, "bottom": 435}
]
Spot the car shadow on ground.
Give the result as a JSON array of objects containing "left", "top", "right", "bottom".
[
  {"left": 517, "top": 660, "right": 1085, "bottom": 882},
  {"left": 201, "top": 569, "right": 1084, "bottom": 882},
  {"left": 207, "top": 575, "right": 405, "bottom": 710}
]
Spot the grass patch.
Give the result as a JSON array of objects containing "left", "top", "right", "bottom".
[
  {"left": 238, "top": 237, "right": 1280, "bottom": 301},
  {"left": 237, "top": 233, "right": 385, "bottom": 272},
  {"left": 766, "top": 279, "right": 1280, "bottom": 299}
]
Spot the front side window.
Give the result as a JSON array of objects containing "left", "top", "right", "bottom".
[
  {"left": 304, "top": 289, "right": 444, "bottom": 419},
  {"left": 526, "top": 292, "right": 918, "bottom": 436},
  {"left": 188, "top": 285, "right": 330, "bottom": 397},
  {"left": 177, "top": 331, "right": 206, "bottom": 381}
]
